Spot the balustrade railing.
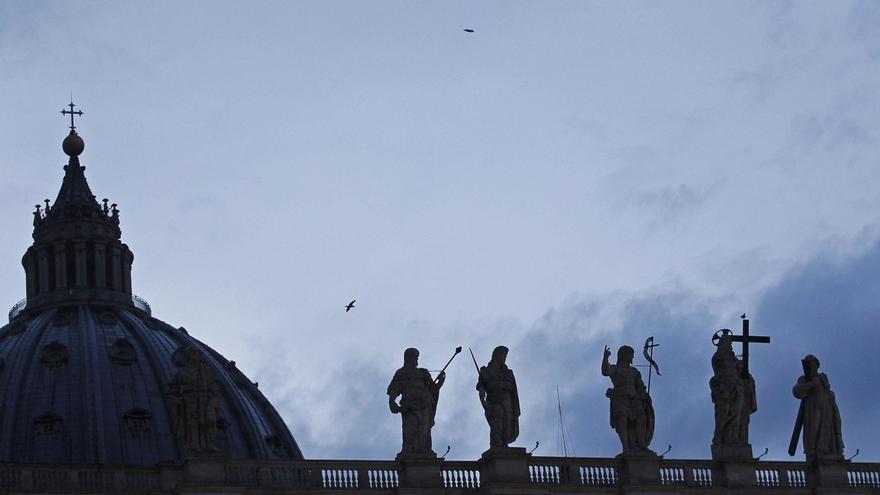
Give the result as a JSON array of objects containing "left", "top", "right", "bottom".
[
  {"left": 131, "top": 294, "right": 152, "bottom": 315},
  {"left": 7, "top": 294, "right": 151, "bottom": 322},
  {"left": 659, "top": 459, "right": 714, "bottom": 487},
  {"left": 754, "top": 462, "right": 808, "bottom": 488},
  {"left": 7, "top": 298, "right": 26, "bottom": 322},
  {"left": 529, "top": 456, "right": 620, "bottom": 487},
  {"left": 850, "top": 463, "right": 880, "bottom": 488},
  {"left": 223, "top": 459, "right": 400, "bottom": 490},
  {"left": 441, "top": 461, "right": 480, "bottom": 488},
  {"left": 0, "top": 457, "right": 873, "bottom": 492},
  {"left": 0, "top": 465, "right": 162, "bottom": 493}
]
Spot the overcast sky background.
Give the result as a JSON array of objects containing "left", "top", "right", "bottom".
[{"left": 1, "top": 1, "right": 879, "bottom": 461}]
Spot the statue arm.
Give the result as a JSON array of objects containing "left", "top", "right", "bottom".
[
  {"left": 601, "top": 345, "right": 612, "bottom": 376},
  {"left": 423, "top": 368, "right": 443, "bottom": 392},
  {"left": 792, "top": 376, "right": 813, "bottom": 399},
  {"left": 510, "top": 370, "right": 521, "bottom": 418},
  {"left": 387, "top": 372, "right": 402, "bottom": 413},
  {"left": 476, "top": 367, "right": 487, "bottom": 406}
]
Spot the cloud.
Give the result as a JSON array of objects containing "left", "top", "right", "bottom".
[
  {"left": 261, "top": 231, "right": 880, "bottom": 461},
  {"left": 848, "top": 0, "right": 880, "bottom": 59},
  {"left": 750, "top": 233, "right": 880, "bottom": 459}
]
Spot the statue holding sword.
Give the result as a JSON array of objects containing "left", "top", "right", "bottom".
[{"left": 470, "top": 346, "right": 521, "bottom": 449}]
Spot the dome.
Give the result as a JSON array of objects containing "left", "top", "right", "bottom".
[
  {"left": 0, "top": 304, "right": 303, "bottom": 464},
  {"left": 4, "top": 106, "right": 304, "bottom": 466}
]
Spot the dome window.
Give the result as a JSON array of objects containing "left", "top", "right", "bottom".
[
  {"left": 124, "top": 408, "right": 152, "bottom": 436},
  {"left": 53, "top": 311, "right": 74, "bottom": 327},
  {"left": 108, "top": 339, "right": 137, "bottom": 365},
  {"left": 265, "top": 434, "right": 287, "bottom": 456},
  {"left": 98, "top": 311, "right": 118, "bottom": 325},
  {"left": 34, "top": 413, "right": 62, "bottom": 436},
  {"left": 40, "top": 341, "right": 69, "bottom": 368}
]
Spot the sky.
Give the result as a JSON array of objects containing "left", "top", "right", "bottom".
[{"left": 1, "top": 1, "right": 879, "bottom": 462}]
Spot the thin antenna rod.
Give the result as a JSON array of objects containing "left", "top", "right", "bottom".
[{"left": 556, "top": 385, "right": 575, "bottom": 457}]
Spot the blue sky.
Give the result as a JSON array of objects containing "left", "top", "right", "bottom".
[{"left": 1, "top": 1, "right": 879, "bottom": 461}]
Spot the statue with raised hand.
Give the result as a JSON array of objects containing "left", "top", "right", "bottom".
[
  {"left": 388, "top": 348, "right": 445, "bottom": 459},
  {"left": 602, "top": 345, "right": 655, "bottom": 456}
]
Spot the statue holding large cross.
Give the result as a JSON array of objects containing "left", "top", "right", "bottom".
[{"left": 709, "top": 316, "right": 769, "bottom": 460}]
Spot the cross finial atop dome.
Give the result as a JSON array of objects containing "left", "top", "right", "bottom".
[
  {"left": 61, "top": 100, "right": 83, "bottom": 131},
  {"left": 61, "top": 101, "right": 85, "bottom": 157}
]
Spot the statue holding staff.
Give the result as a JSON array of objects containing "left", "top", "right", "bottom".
[{"left": 388, "top": 347, "right": 458, "bottom": 459}]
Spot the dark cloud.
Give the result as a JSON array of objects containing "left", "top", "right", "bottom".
[
  {"left": 270, "top": 234, "right": 880, "bottom": 461},
  {"left": 751, "top": 235, "right": 880, "bottom": 460},
  {"left": 513, "top": 291, "right": 717, "bottom": 459},
  {"left": 512, "top": 236, "right": 880, "bottom": 461}
]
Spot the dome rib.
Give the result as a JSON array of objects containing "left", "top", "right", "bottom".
[
  {"left": 1, "top": 310, "right": 55, "bottom": 461},
  {"left": 116, "top": 311, "right": 183, "bottom": 461}
]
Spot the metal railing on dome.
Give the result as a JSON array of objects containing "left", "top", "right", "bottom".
[
  {"left": 131, "top": 294, "right": 152, "bottom": 316},
  {"left": 7, "top": 299, "right": 26, "bottom": 323},
  {"left": 7, "top": 294, "right": 151, "bottom": 322}
]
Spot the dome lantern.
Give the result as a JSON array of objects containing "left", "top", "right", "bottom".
[{"left": 20, "top": 103, "right": 133, "bottom": 315}]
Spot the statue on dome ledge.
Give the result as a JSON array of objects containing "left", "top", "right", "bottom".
[{"left": 169, "top": 345, "right": 222, "bottom": 455}]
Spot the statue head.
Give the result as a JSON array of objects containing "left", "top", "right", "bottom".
[
  {"left": 617, "top": 345, "right": 635, "bottom": 366},
  {"left": 718, "top": 333, "right": 733, "bottom": 350},
  {"left": 490, "top": 345, "right": 509, "bottom": 366},
  {"left": 803, "top": 354, "right": 820, "bottom": 376},
  {"left": 403, "top": 348, "right": 419, "bottom": 367}
]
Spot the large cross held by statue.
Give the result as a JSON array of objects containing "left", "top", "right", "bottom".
[{"left": 712, "top": 315, "right": 770, "bottom": 378}]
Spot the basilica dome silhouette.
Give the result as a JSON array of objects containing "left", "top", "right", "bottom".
[{"left": 0, "top": 107, "right": 303, "bottom": 465}]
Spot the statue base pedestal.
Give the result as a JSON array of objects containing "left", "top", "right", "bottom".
[
  {"left": 714, "top": 460, "right": 757, "bottom": 487},
  {"left": 480, "top": 447, "right": 530, "bottom": 484},
  {"left": 396, "top": 455, "right": 443, "bottom": 488},
  {"left": 712, "top": 443, "right": 757, "bottom": 487},
  {"left": 808, "top": 459, "right": 849, "bottom": 490},
  {"left": 618, "top": 452, "right": 660, "bottom": 486},
  {"left": 711, "top": 443, "right": 753, "bottom": 461},
  {"left": 181, "top": 454, "right": 225, "bottom": 486}
]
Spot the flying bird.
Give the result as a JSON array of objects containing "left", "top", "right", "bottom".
[
  {"left": 345, "top": 300, "right": 356, "bottom": 312},
  {"left": 463, "top": 29, "right": 474, "bottom": 33}
]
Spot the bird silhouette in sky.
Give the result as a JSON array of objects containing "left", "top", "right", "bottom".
[
  {"left": 345, "top": 300, "right": 356, "bottom": 312},
  {"left": 463, "top": 29, "right": 474, "bottom": 33},
  {"left": 741, "top": 313, "right": 747, "bottom": 319}
]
